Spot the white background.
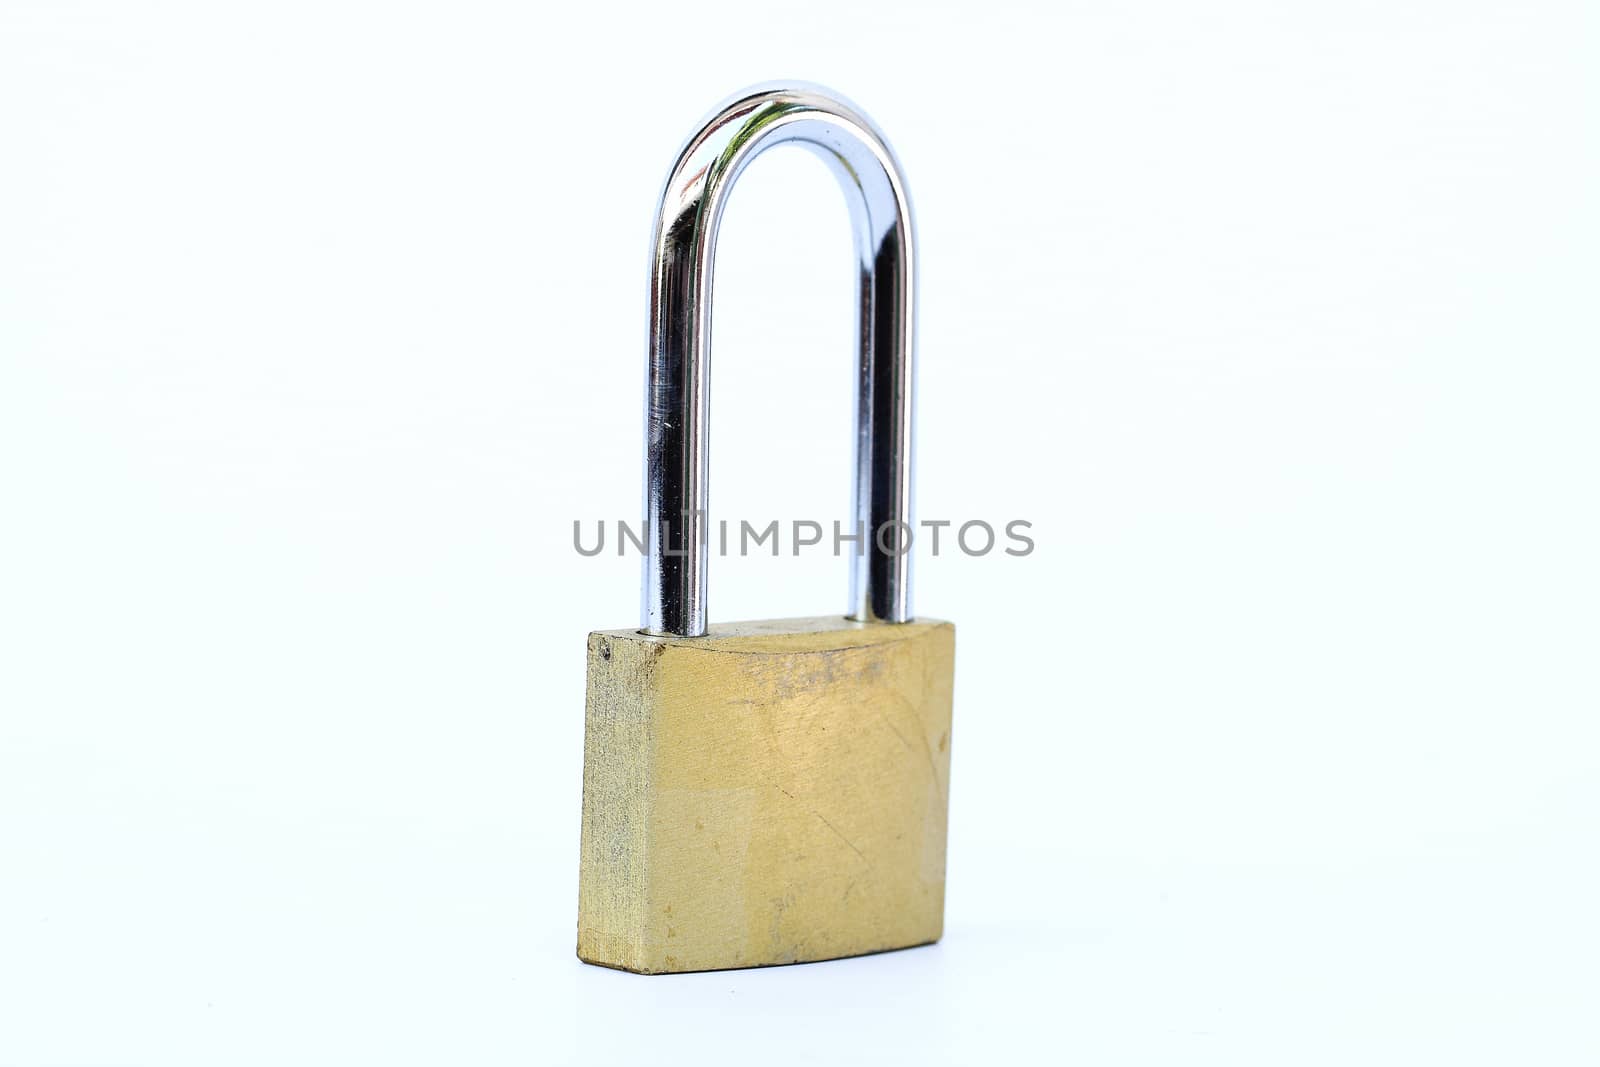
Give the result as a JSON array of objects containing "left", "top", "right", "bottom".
[{"left": 2, "top": 1, "right": 1597, "bottom": 1063}]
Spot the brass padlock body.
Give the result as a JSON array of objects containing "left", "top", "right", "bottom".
[{"left": 577, "top": 616, "right": 954, "bottom": 974}]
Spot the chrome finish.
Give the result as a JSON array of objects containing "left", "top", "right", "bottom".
[{"left": 643, "top": 84, "right": 917, "bottom": 637}]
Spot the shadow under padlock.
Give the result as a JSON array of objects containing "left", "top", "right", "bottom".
[{"left": 576, "top": 84, "right": 955, "bottom": 975}]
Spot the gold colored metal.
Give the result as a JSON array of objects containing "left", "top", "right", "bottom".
[{"left": 577, "top": 616, "right": 955, "bottom": 974}]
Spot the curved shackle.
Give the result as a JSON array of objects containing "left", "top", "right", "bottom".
[{"left": 644, "top": 84, "right": 917, "bottom": 637}]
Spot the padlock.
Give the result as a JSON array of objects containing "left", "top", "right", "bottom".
[{"left": 576, "top": 85, "right": 955, "bottom": 975}]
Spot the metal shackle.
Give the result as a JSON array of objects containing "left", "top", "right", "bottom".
[{"left": 643, "top": 84, "right": 917, "bottom": 637}]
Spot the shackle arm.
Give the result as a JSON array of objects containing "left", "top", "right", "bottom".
[{"left": 643, "top": 84, "right": 916, "bottom": 637}]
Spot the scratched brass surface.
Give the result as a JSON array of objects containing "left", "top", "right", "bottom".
[{"left": 577, "top": 616, "right": 955, "bottom": 974}]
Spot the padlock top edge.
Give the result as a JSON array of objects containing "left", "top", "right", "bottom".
[{"left": 588, "top": 615, "right": 952, "bottom": 656}]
